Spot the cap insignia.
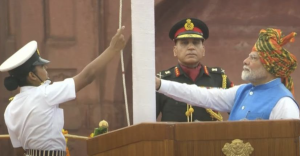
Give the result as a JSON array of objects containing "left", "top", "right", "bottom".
[{"left": 184, "top": 19, "right": 194, "bottom": 31}]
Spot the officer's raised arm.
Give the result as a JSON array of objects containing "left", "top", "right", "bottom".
[
  {"left": 73, "top": 26, "right": 126, "bottom": 92},
  {"left": 0, "top": 25, "right": 127, "bottom": 156}
]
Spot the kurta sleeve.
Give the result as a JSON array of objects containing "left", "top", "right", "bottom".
[{"left": 158, "top": 79, "right": 239, "bottom": 112}]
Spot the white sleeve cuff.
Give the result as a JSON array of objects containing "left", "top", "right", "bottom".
[{"left": 157, "top": 79, "right": 169, "bottom": 93}]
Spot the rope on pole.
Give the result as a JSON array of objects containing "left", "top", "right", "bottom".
[{"left": 119, "top": 0, "right": 130, "bottom": 126}]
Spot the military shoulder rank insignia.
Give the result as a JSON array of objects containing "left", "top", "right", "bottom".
[
  {"left": 156, "top": 70, "right": 172, "bottom": 79},
  {"left": 209, "top": 67, "right": 225, "bottom": 74},
  {"left": 211, "top": 68, "right": 218, "bottom": 72},
  {"left": 184, "top": 19, "right": 194, "bottom": 31}
]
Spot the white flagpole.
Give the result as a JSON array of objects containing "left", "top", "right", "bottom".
[{"left": 131, "top": 0, "right": 156, "bottom": 124}]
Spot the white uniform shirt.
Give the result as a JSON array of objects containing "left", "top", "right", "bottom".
[
  {"left": 4, "top": 78, "right": 76, "bottom": 150},
  {"left": 158, "top": 79, "right": 299, "bottom": 120}
]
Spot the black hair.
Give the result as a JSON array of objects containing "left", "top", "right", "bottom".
[{"left": 4, "top": 67, "right": 37, "bottom": 91}]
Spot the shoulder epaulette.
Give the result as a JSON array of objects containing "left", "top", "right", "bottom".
[
  {"left": 156, "top": 66, "right": 178, "bottom": 79},
  {"left": 156, "top": 70, "right": 172, "bottom": 79},
  {"left": 207, "top": 67, "right": 226, "bottom": 74}
]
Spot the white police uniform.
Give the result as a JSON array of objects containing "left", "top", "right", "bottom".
[{"left": 0, "top": 41, "right": 75, "bottom": 156}]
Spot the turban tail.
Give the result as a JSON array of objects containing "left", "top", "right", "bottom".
[{"left": 252, "top": 28, "right": 297, "bottom": 95}]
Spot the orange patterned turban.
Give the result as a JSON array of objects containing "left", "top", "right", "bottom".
[{"left": 252, "top": 28, "right": 297, "bottom": 95}]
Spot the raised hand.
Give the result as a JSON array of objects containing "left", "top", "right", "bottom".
[{"left": 109, "top": 26, "right": 126, "bottom": 52}]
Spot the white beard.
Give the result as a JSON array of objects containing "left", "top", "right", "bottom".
[{"left": 241, "top": 65, "right": 269, "bottom": 82}]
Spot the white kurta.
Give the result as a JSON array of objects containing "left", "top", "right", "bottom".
[
  {"left": 4, "top": 78, "right": 76, "bottom": 150},
  {"left": 157, "top": 79, "right": 299, "bottom": 120}
]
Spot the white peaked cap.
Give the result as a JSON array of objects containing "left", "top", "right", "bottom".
[{"left": 0, "top": 41, "right": 49, "bottom": 73}]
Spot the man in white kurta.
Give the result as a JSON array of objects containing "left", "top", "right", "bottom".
[{"left": 156, "top": 28, "right": 299, "bottom": 120}]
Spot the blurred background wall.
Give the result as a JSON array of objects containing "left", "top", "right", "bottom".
[{"left": 0, "top": 0, "right": 299, "bottom": 155}]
